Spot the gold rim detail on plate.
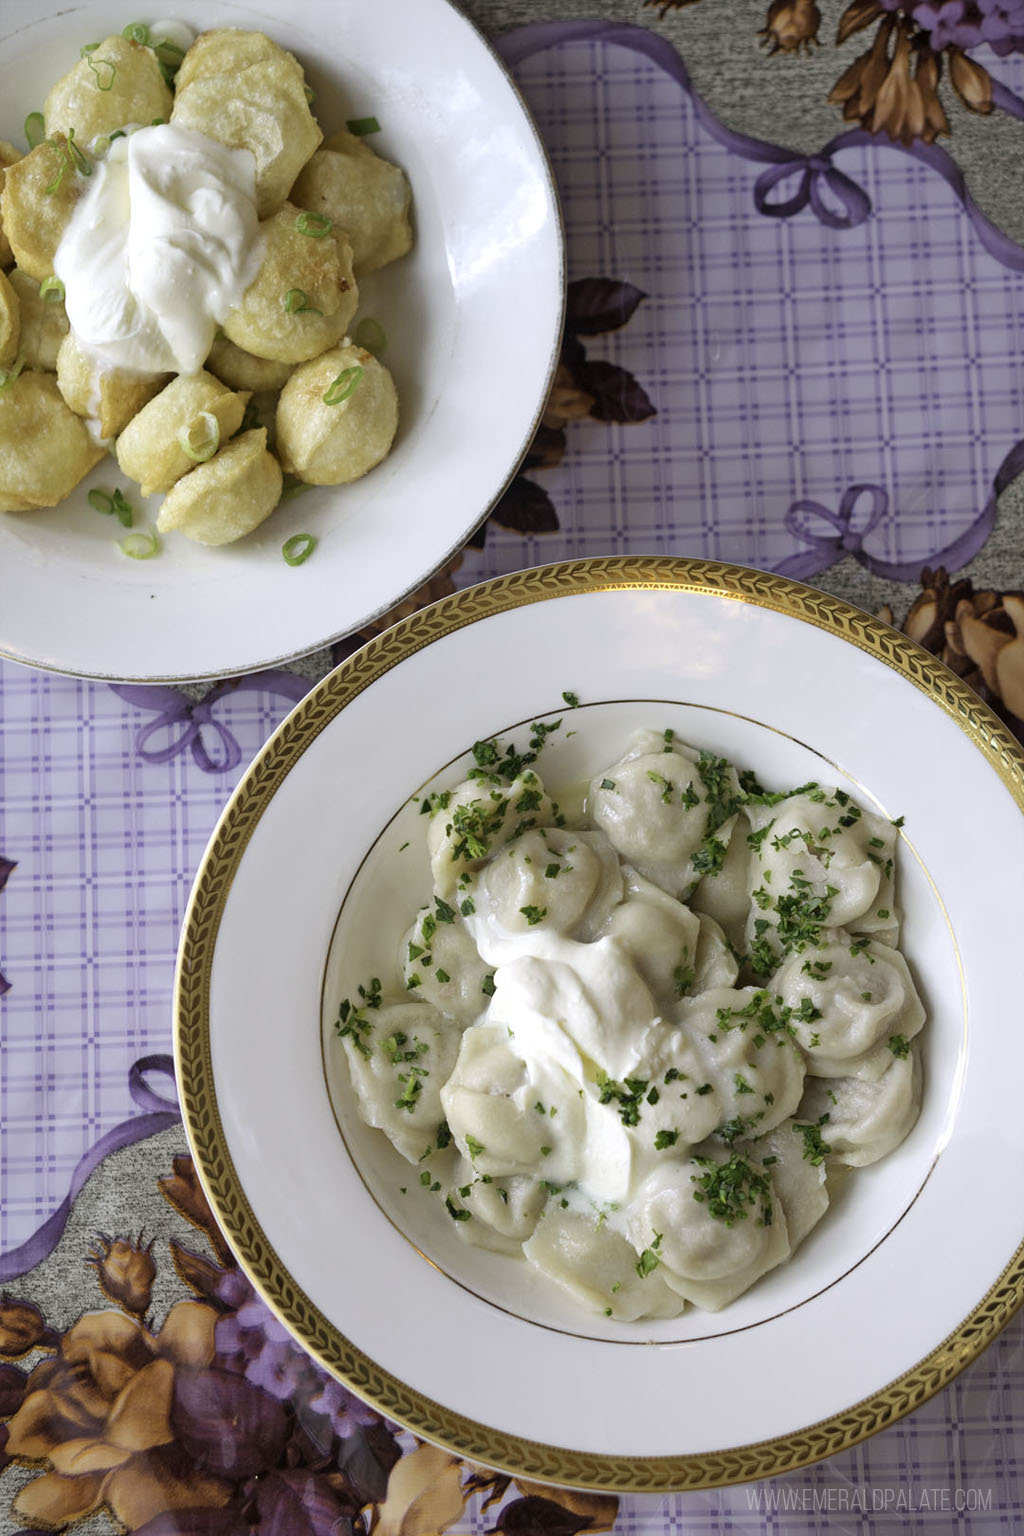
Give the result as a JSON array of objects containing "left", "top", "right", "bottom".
[{"left": 174, "top": 555, "right": 1024, "bottom": 1491}]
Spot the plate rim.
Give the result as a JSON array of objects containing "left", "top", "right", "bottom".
[
  {"left": 0, "top": 0, "right": 566, "bottom": 684},
  {"left": 174, "top": 554, "right": 1024, "bottom": 1490}
]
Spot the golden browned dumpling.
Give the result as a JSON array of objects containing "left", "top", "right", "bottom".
[
  {"left": 8, "top": 269, "right": 69, "bottom": 370},
  {"left": 171, "top": 32, "right": 322, "bottom": 217},
  {"left": 116, "top": 370, "right": 251, "bottom": 496},
  {"left": 0, "top": 142, "right": 21, "bottom": 270},
  {"left": 56, "top": 331, "right": 169, "bottom": 440},
  {"left": 0, "top": 138, "right": 85, "bottom": 282},
  {"left": 44, "top": 36, "right": 173, "bottom": 144},
  {"left": 292, "top": 129, "right": 413, "bottom": 276},
  {"left": 173, "top": 28, "right": 283, "bottom": 92},
  {"left": 156, "top": 428, "right": 283, "bottom": 545},
  {"left": 0, "top": 371, "right": 105, "bottom": 512},
  {"left": 205, "top": 336, "right": 293, "bottom": 394},
  {"left": 221, "top": 202, "right": 357, "bottom": 364},
  {"left": 0, "top": 271, "right": 19, "bottom": 369},
  {"left": 275, "top": 342, "right": 398, "bottom": 486}
]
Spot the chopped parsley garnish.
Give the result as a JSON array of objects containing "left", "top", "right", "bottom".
[
  {"left": 888, "top": 1034, "right": 910, "bottom": 1059},
  {"left": 691, "top": 1153, "right": 773, "bottom": 1227},
  {"left": 793, "top": 1114, "right": 832, "bottom": 1165},
  {"left": 596, "top": 1072, "right": 649, "bottom": 1126},
  {"left": 445, "top": 1198, "right": 471, "bottom": 1222},
  {"left": 654, "top": 1128, "right": 679, "bottom": 1150},
  {"left": 394, "top": 1064, "right": 428, "bottom": 1111},
  {"left": 519, "top": 905, "right": 547, "bottom": 926},
  {"left": 635, "top": 1232, "right": 662, "bottom": 1277},
  {"left": 465, "top": 1134, "right": 486, "bottom": 1158},
  {"left": 599, "top": 778, "right": 617, "bottom": 792}
]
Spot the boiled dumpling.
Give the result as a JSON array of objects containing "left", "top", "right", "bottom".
[
  {"left": 401, "top": 902, "right": 494, "bottom": 1024},
  {"left": 338, "top": 998, "right": 460, "bottom": 1164},
  {"left": 44, "top": 35, "right": 172, "bottom": 145},
  {"left": 469, "top": 827, "right": 622, "bottom": 944},
  {"left": 0, "top": 371, "right": 104, "bottom": 512},
  {"left": 275, "top": 342, "right": 398, "bottom": 486},
  {"left": 524, "top": 1201, "right": 684, "bottom": 1321},
  {"left": 290, "top": 128, "right": 413, "bottom": 276},
  {"left": 155, "top": 427, "right": 282, "bottom": 545},
  {"left": 797, "top": 1050, "right": 922, "bottom": 1168}
]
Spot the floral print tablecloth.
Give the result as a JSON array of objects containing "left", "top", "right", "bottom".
[{"left": 4, "top": 1, "right": 1024, "bottom": 1532}]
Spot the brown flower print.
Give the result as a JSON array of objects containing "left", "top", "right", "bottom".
[
  {"left": 158, "top": 1153, "right": 236, "bottom": 1269},
  {"left": 760, "top": 0, "right": 822, "bottom": 54},
  {"left": 0, "top": 1296, "right": 56, "bottom": 1356},
  {"left": 5, "top": 1305, "right": 231, "bottom": 1529},
  {"left": 887, "top": 567, "right": 1024, "bottom": 733},
  {"left": 85, "top": 1233, "right": 157, "bottom": 1317}
]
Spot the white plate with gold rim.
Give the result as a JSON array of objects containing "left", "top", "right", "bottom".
[
  {"left": 0, "top": 0, "right": 562, "bottom": 682},
  {"left": 175, "top": 557, "right": 1024, "bottom": 1490}
]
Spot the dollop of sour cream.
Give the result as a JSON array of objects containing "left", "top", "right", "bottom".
[{"left": 54, "top": 123, "right": 262, "bottom": 375}]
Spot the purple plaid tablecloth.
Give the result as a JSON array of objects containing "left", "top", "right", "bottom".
[{"left": 3, "top": 6, "right": 1024, "bottom": 1533}]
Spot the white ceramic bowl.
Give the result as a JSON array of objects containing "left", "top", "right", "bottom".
[
  {"left": 175, "top": 557, "right": 1024, "bottom": 1489},
  {"left": 0, "top": 0, "right": 563, "bottom": 681}
]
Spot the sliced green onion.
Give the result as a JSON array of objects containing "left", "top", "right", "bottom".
[
  {"left": 119, "top": 530, "right": 159, "bottom": 559},
  {"left": 239, "top": 398, "right": 263, "bottom": 433},
  {"left": 88, "top": 487, "right": 134, "bottom": 526},
  {"left": 46, "top": 128, "right": 92, "bottom": 193},
  {"left": 303, "top": 83, "right": 315, "bottom": 107},
  {"left": 294, "top": 211, "right": 333, "bottom": 239},
  {"left": 152, "top": 38, "right": 185, "bottom": 85},
  {"left": 121, "top": 22, "right": 151, "bottom": 43},
  {"left": 87, "top": 56, "right": 117, "bottom": 91},
  {"left": 282, "top": 533, "right": 316, "bottom": 565},
  {"left": 150, "top": 117, "right": 166, "bottom": 126},
  {"left": 284, "top": 287, "right": 322, "bottom": 315},
  {"left": 80, "top": 42, "right": 101, "bottom": 56},
  {"left": 108, "top": 128, "right": 127, "bottom": 142},
  {"left": 67, "top": 128, "right": 91, "bottom": 175},
  {"left": 24, "top": 112, "right": 45, "bottom": 149},
  {"left": 0, "top": 356, "right": 25, "bottom": 392},
  {"left": 354, "top": 317, "right": 387, "bottom": 354},
  {"left": 322, "top": 365, "right": 363, "bottom": 406},
  {"left": 179, "top": 411, "right": 220, "bottom": 463},
  {"left": 280, "top": 476, "right": 310, "bottom": 502},
  {"left": 39, "top": 275, "right": 65, "bottom": 303},
  {"left": 346, "top": 116, "right": 381, "bottom": 136}
]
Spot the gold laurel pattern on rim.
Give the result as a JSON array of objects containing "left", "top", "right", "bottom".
[{"left": 174, "top": 556, "right": 1024, "bottom": 1492}]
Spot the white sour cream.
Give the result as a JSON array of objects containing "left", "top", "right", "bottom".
[{"left": 54, "top": 123, "right": 262, "bottom": 375}]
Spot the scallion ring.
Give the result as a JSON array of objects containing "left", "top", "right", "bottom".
[
  {"left": 87, "top": 56, "right": 117, "bottom": 91},
  {"left": 88, "top": 487, "right": 134, "bottom": 526},
  {"left": 119, "top": 530, "right": 159, "bottom": 560},
  {"left": 87, "top": 488, "right": 113, "bottom": 514},
  {"left": 39, "top": 275, "right": 65, "bottom": 304},
  {"left": 282, "top": 533, "right": 316, "bottom": 565},
  {"left": 121, "top": 22, "right": 151, "bottom": 43},
  {"left": 179, "top": 412, "right": 220, "bottom": 463},
  {"left": 322, "top": 365, "right": 364, "bottom": 406},
  {"left": 294, "top": 211, "right": 333, "bottom": 239},
  {"left": 153, "top": 38, "right": 185, "bottom": 85},
  {"left": 284, "top": 287, "right": 322, "bottom": 315},
  {"left": 24, "top": 112, "right": 45, "bottom": 149},
  {"left": 354, "top": 317, "right": 387, "bottom": 354},
  {"left": 80, "top": 42, "right": 101, "bottom": 57},
  {"left": 280, "top": 476, "right": 310, "bottom": 502},
  {"left": 346, "top": 115, "right": 381, "bottom": 136}
]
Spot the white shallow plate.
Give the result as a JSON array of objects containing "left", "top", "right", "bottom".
[
  {"left": 176, "top": 558, "right": 1024, "bottom": 1490},
  {"left": 0, "top": 0, "right": 562, "bottom": 682}
]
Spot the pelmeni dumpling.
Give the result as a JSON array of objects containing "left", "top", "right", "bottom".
[
  {"left": 691, "top": 913, "right": 740, "bottom": 993},
  {"left": 797, "top": 1051, "right": 922, "bottom": 1168},
  {"left": 425, "top": 770, "right": 556, "bottom": 898},
  {"left": 588, "top": 730, "right": 742, "bottom": 897},
  {"left": 155, "top": 427, "right": 282, "bottom": 545},
  {"left": 290, "top": 128, "right": 414, "bottom": 276},
  {"left": 745, "top": 789, "right": 899, "bottom": 969},
  {"left": 56, "top": 331, "right": 169, "bottom": 440},
  {"left": 221, "top": 203, "right": 358, "bottom": 364},
  {"left": 441, "top": 1019, "right": 587, "bottom": 1184},
  {"left": 7, "top": 270, "right": 69, "bottom": 370},
  {"left": 116, "top": 370, "right": 250, "bottom": 496},
  {"left": 470, "top": 827, "right": 622, "bottom": 944},
  {"left": 771, "top": 933, "right": 925, "bottom": 1080},
  {"left": 0, "top": 142, "right": 21, "bottom": 270},
  {"left": 752, "top": 1119, "right": 830, "bottom": 1251},
  {"left": 171, "top": 33, "right": 322, "bottom": 217},
  {"left": 0, "top": 371, "right": 104, "bottom": 512},
  {"left": 625, "top": 1155, "right": 789, "bottom": 1311},
  {"left": 689, "top": 811, "right": 752, "bottom": 953},
  {"left": 679, "top": 987, "right": 807, "bottom": 1137},
  {"left": 275, "top": 342, "right": 398, "bottom": 486},
  {"left": 446, "top": 1157, "right": 546, "bottom": 1255},
  {"left": 599, "top": 866, "right": 701, "bottom": 1006},
  {"left": 338, "top": 998, "right": 460, "bottom": 1164},
  {"left": 524, "top": 1200, "right": 684, "bottom": 1322},
  {"left": 0, "top": 139, "right": 85, "bottom": 282},
  {"left": 401, "top": 903, "right": 494, "bottom": 1024},
  {"left": 44, "top": 35, "right": 172, "bottom": 145},
  {"left": 205, "top": 336, "right": 294, "bottom": 394}
]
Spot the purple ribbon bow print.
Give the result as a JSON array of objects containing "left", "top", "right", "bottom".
[
  {"left": 109, "top": 671, "right": 311, "bottom": 773},
  {"left": 775, "top": 483, "right": 897, "bottom": 581},
  {"left": 754, "top": 153, "right": 872, "bottom": 230}
]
